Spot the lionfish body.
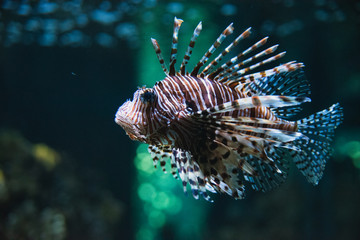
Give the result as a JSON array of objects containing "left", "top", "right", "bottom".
[{"left": 115, "top": 18, "right": 343, "bottom": 201}]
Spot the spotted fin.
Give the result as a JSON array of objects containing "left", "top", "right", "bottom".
[
  {"left": 242, "top": 148, "right": 290, "bottom": 192},
  {"left": 245, "top": 70, "right": 311, "bottom": 119},
  {"left": 204, "top": 140, "right": 247, "bottom": 199},
  {"left": 194, "top": 111, "right": 305, "bottom": 194},
  {"left": 292, "top": 103, "right": 343, "bottom": 184},
  {"left": 204, "top": 129, "right": 290, "bottom": 195},
  {"left": 172, "top": 148, "right": 212, "bottom": 201},
  {"left": 148, "top": 145, "right": 178, "bottom": 179}
]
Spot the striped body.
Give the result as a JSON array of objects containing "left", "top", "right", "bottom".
[
  {"left": 115, "top": 17, "right": 343, "bottom": 201},
  {"left": 149, "top": 75, "right": 297, "bottom": 147}
]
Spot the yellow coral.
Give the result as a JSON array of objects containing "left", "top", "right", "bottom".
[
  {"left": 0, "top": 169, "right": 4, "bottom": 184},
  {"left": 0, "top": 169, "right": 7, "bottom": 200},
  {"left": 33, "top": 144, "right": 60, "bottom": 170}
]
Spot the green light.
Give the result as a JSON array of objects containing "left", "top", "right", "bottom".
[
  {"left": 152, "top": 192, "right": 170, "bottom": 210},
  {"left": 136, "top": 143, "right": 149, "bottom": 154},
  {"left": 148, "top": 210, "right": 166, "bottom": 228},
  {"left": 339, "top": 141, "right": 360, "bottom": 168},
  {"left": 352, "top": 152, "right": 360, "bottom": 168},
  {"left": 136, "top": 227, "right": 154, "bottom": 240},
  {"left": 156, "top": 173, "right": 177, "bottom": 189},
  {"left": 348, "top": 143, "right": 360, "bottom": 159},
  {"left": 165, "top": 195, "right": 182, "bottom": 215},
  {"left": 340, "top": 141, "right": 360, "bottom": 157},
  {"left": 138, "top": 183, "right": 156, "bottom": 202},
  {"left": 135, "top": 153, "right": 155, "bottom": 174},
  {"left": 134, "top": 9, "right": 216, "bottom": 239}
]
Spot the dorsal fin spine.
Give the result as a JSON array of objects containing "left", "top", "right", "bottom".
[
  {"left": 169, "top": 17, "right": 184, "bottom": 76},
  {"left": 191, "top": 23, "right": 234, "bottom": 77},
  {"left": 203, "top": 27, "right": 252, "bottom": 78},
  {"left": 180, "top": 21, "right": 202, "bottom": 75},
  {"left": 151, "top": 38, "right": 169, "bottom": 75}
]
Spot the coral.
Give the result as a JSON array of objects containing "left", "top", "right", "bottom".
[{"left": 0, "top": 130, "right": 124, "bottom": 240}]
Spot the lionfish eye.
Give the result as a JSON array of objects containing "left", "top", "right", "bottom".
[{"left": 140, "top": 90, "right": 156, "bottom": 104}]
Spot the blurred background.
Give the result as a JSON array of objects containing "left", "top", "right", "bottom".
[{"left": 0, "top": 0, "right": 359, "bottom": 239}]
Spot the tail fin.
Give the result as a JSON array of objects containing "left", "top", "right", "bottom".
[{"left": 293, "top": 103, "right": 343, "bottom": 185}]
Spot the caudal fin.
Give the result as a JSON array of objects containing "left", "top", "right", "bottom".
[{"left": 293, "top": 103, "right": 343, "bottom": 185}]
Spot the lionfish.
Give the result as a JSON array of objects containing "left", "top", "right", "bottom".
[{"left": 115, "top": 17, "right": 343, "bottom": 201}]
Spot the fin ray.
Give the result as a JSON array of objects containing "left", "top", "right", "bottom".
[
  {"left": 293, "top": 103, "right": 343, "bottom": 184},
  {"left": 191, "top": 23, "right": 234, "bottom": 76},
  {"left": 193, "top": 95, "right": 310, "bottom": 117}
]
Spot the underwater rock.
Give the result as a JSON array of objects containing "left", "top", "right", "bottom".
[{"left": 0, "top": 129, "right": 124, "bottom": 240}]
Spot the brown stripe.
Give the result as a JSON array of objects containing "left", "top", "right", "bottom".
[
  {"left": 184, "top": 76, "right": 203, "bottom": 111},
  {"left": 212, "top": 81, "right": 224, "bottom": 104},
  {"left": 196, "top": 77, "right": 212, "bottom": 108},
  {"left": 252, "top": 96, "right": 261, "bottom": 106}
]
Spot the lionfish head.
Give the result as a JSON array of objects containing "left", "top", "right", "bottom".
[{"left": 115, "top": 87, "right": 156, "bottom": 142}]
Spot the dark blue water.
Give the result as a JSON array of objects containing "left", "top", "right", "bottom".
[{"left": 1, "top": 1, "right": 359, "bottom": 240}]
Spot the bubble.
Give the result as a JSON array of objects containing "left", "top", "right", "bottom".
[
  {"left": 62, "top": 0, "right": 81, "bottom": 13},
  {"left": 59, "top": 19, "right": 75, "bottom": 32},
  {"left": 138, "top": 183, "right": 156, "bottom": 202},
  {"left": 220, "top": 4, "right": 237, "bottom": 16},
  {"left": 148, "top": 210, "right": 166, "bottom": 228},
  {"left": 185, "top": 8, "right": 200, "bottom": 20},
  {"left": 276, "top": 19, "right": 304, "bottom": 37},
  {"left": 151, "top": 192, "right": 170, "bottom": 210},
  {"left": 38, "top": 32, "right": 56, "bottom": 46},
  {"left": 91, "top": 9, "right": 120, "bottom": 25},
  {"left": 76, "top": 14, "right": 89, "bottom": 27},
  {"left": 17, "top": 1, "right": 32, "bottom": 16},
  {"left": 2, "top": 0, "right": 17, "bottom": 10},
  {"left": 116, "top": 2, "right": 135, "bottom": 14},
  {"left": 142, "top": 11, "right": 154, "bottom": 23},
  {"left": 42, "top": 19, "right": 58, "bottom": 32},
  {"left": 134, "top": 153, "right": 154, "bottom": 174},
  {"left": 115, "top": 22, "right": 138, "bottom": 39},
  {"left": 5, "top": 21, "right": 22, "bottom": 46},
  {"left": 291, "top": 19, "right": 304, "bottom": 31},
  {"left": 315, "top": 9, "right": 330, "bottom": 22},
  {"left": 136, "top": 144, "right": 149, "bottom": 155},
  {"left": 143, "top": 0, "right": 157, "bottom": 8},
  {"left": 95, "top": 32, "right": 116, "bottom": 48},
  {"left": 37, "top": 1, "right": 59, "bottom": 15},
  {"left": 99, "top": 1, "right": 112, "bottom": 11},
  {"left": 167, "top": 2, "right": 184, "bottom": 14},
  {"left": 136, "top": 227, "right": 154, "bottom": 240},
  {"left": 261, "top": 20, "right": 276, "bottom": 34},
  {"left": 60, "top": 30, "right": 84, "bottom": 46},
  {"left": 24, "top": 18, "right": 42, "bottom": 32},
  {"left": 166, "top": 195, "right": 182, "bottom": 214}
]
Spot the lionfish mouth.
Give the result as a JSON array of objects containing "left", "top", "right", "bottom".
[
  {"left": 115, "top": 102, "right": 144, "bottom": 141},
  {"left": 115, "top": 117, "right": 137, "bottom": 140}
]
